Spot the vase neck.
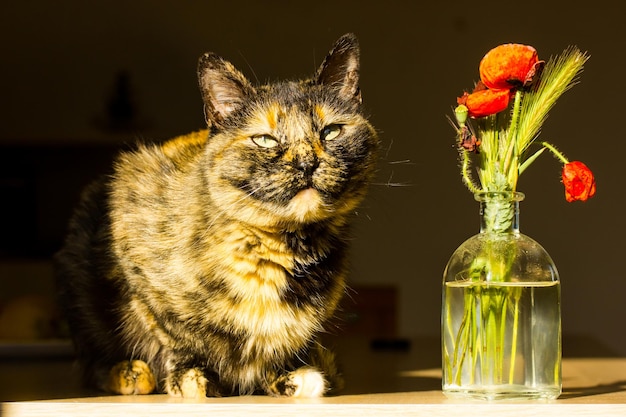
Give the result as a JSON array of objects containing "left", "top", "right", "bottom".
[{"left": 476, "top": 192, "right": 524, "bottom": 234}]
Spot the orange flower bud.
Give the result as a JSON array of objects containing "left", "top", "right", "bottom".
[
  {"left": 562, "top": 161, "right": 596, "bottom": 202},
  {"left": 462, "top": 88, "right": 511, "bottom": 118},
  {"left": 479, "top": 44, "right": 540, "bottom": 90}
]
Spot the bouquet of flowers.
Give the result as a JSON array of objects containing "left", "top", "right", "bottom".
[{"left": 452, "top": 43, "right": 596, "bottom": 201}]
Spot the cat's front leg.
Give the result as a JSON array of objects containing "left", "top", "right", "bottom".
[
  {"left": 165, "top": 367, "right": 207, "bottom": 398},
  {"left": 268, "top": 367, "right": 328, "bottom": 397},
  {"left": 165, "top": 367, "right": 224, "bottom": 398}
]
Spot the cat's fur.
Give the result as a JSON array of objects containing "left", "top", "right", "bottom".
[{"left": 55, "top": 33, "right": 379, "bottom": 398}]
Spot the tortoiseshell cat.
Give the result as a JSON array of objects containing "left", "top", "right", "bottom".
[{"left": 55, "top": 34, "right": 379, "bottom": 398}]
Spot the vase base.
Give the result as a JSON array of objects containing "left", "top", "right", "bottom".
[{"left": 443, "top": 385, "right": 561, "bottom": 401}]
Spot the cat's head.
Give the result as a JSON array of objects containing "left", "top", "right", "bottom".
[{"left": 197, "top": 34, "right": 379, "bottom": 229}]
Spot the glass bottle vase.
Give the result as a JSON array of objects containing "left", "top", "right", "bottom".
[{"left": 442, "top": 192, "right": 562, "bottom": 400}]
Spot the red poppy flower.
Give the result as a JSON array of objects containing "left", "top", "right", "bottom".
[
  {"left": 479, "top": 44, "right": 540, "bottom": 90},
  {"left": 459, "top": 44, "right": 542, "bottom": 118},
  {"left": 459, "top": 88, "right": 511, "bottom": 118},
  {"left": 562, "top": 161, "right": 596, "bottom": 202}
]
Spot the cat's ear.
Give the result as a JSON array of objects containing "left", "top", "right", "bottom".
[
  {"left": 315, "top": 33, "right": 361, "bottom": 105},
  {"left": 197, "top": 53, "right": 255, "bottom": 128}
]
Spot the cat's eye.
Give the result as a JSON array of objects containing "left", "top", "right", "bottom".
[
  {"left": 251, "top": 134, "right": 279, "bottom": 148},
  {"left": 320, "top": 124, "right": 342, "bottom": 141}
]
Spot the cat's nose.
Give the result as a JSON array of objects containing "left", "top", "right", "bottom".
[{"left": 295, "top": 154, "right": 319, "bottom": 175}]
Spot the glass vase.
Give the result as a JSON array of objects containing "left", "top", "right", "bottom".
[{"left": 442, "top": 191, "right": 561, "bottom": 400}]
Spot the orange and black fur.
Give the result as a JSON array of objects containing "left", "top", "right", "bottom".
[{"left": 55, "top": 34, "right": 379, "bottom": 398}]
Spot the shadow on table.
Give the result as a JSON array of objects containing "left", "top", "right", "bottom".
[
  {"left": 559, "top": 335, "right": 626, "bottom": 400},
  {"left": 561, "top": 380, "right": 626, "bottom": 400}
]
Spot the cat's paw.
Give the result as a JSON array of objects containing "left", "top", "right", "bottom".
[
  {"left": 165, "top": 368, "right": 208, "bottom": 398},
  {"left": 269, "top": 367, "right": 327, "bottom": 398},
  {"left": 107, "top": 360, "right": 156, "bottom": 395}
]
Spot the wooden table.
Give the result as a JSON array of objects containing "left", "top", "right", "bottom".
[{"left": 1, "top": 337, "right": 625, "bottom": 416}]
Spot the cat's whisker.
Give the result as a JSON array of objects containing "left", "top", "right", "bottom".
[
  {"left": 238, "top": 51, "right": 260, "bottom": 85},
  {"left": 293, "top": 350, "right": 311, "bottom": 368},
  {"left": 371, "top": 181, "right": 413, "bottom": 187}
]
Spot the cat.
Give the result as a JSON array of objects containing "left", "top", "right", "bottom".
[{"left": 55, "top": 33, "right": 379, "bottom": 398}]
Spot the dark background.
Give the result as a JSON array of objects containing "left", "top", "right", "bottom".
[{"left": 0, "top": 1, "right": 622, "bottom": 353}]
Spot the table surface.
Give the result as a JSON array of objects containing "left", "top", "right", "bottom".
[{"left": 1, "top": 337, "right": 625, "bottom": 416}]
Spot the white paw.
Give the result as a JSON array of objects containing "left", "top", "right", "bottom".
[{"left": 288, "top": 368, "right": 327, "bottom": 398}]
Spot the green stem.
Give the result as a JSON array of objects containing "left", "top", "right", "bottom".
[
  {"left": 499, "top": 291, "right": 508, "bottom": 382},
  {"left": 508, "top": 288, "right": 522, "bottom": 384},
  {"left": 541, "top": 141, "right": 570, "bottom": 164},
  {"left": 518, "top": 147, "right": 546, "bottom": 175},
  {"left": 461, "top": 150, "right": 481, "bottom": 194},
  {"left": 452, "top": 299, "right": 469, "bottom": 384},
  {"left": 503, "top": 90, "right": 523, "bottom": 187}
]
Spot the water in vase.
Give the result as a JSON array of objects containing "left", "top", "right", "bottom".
[{"left": 442, "top": 280, "right": 561, "bottom": 400}]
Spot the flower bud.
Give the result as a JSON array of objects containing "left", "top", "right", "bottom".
[{"left": 454, "top": 105, "right": 469, "bottom": 126}]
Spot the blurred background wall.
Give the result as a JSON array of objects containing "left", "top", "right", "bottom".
[{"left": 0, "top": 1, "right": 622, "bottom": 353}]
